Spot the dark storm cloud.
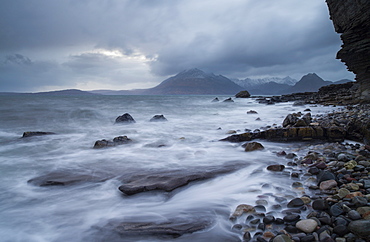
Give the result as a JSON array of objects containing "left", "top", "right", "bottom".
[{"left": 0, "top": 0, "right": 353, "bottom": 92}]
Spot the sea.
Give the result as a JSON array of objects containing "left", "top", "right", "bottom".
[{"left": 0, "top": 94, "right": 338, "bottom": 242}]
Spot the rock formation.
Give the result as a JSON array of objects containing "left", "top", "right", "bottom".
[{"left": 326, "top": 0, "right": 370, "bottom": 102}]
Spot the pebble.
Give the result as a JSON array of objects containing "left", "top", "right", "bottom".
[
  {"left": 287, "top": 198, "right": 304, "bottom": 208},
  {"left": 273, "top": 234, "right": 293, "bottom": 242},
  {"left": 319, "top": 179, "right": 337, "bottom": 190},
  {"left": 295, "top": 219, "right": 318, "bottom": 233},
  {"left": 348, "top": 219, "right": 370, "bottom": 237}
]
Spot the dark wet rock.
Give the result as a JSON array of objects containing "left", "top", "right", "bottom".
[
  {"left": 118, "top": 163, "right": 244, "bottom": 195},
  {"left": 102, "top": 216, "right": 214, "bottom": 239},
  {"left": 243, "top": 231, "right": 252, "bottom": 241},
  {"left": 330, "top": 203, "right": 344, "bottom": 217},
  {"left": 348, "top": 220, "right": 370, "bottom": 238},
  {"left": 115, "top": 113, "right": 136, "bottom": 123},
  {"left": 352, "top": 196, "right": 367, "bottom": 207},
  {"left": 287, "top": 198, "right": 304, "bottom": 208},
  {"left": 263, "top": 215, "right": 275, "bottom": 224},
  {"left": 317, "top": 170, "right": 336, "bottom": 184},
  {"left": 333, "top": 224, "right": 349, "bottom": 237},
  {"left": 266, "top": 164, "right": 285, "bottom": 172},
  {"left": 247, "top": 110, "right": 258, "bottom": 114},
  {"left": 276, "top": 151, "right": 287, "bottom": 157},
  {"left": 149, "top": 115, "right": 167, "bottom": 122},
  {"left": 27, "top": 170, "right": 114, "bottom": 186},
  {"left": 273, "top": 234, "right": 293, "bottom": 242},
  {"left": 285, "top": 153, "right": 297, "bottom": 159},
  {"left": 211, "top": 97, "right": 219, "bottom": 102},
  {"left": 244, "top": 142, "right": 264, "bottom": 152},
  {"left": 347, "top": 210, "right": 362, "bottom": 220},
  {"left": 22, "top": 131, "right": 55, "bottom": 138},
  {"left": 312, "top": 199, "right": 328, "bottom": 210},
  {"left": 254, "top": 205, "right": 266, "bottom": 212},
  {"left": 283, "top": 214, "right": 300, "bottom": 222},
  {"left": 235, "top": 90, "right": 251, "bottom": 98},
  {"left": 300, "top": 234, "right": 315, "bottom": 242},
  {"left": 223, "top": 98, "right": 234, "bottom": 102},
  {"left": 94, "top": 135, "right": 132, "bottom": 149},
  {"left": 294, "top": 118, "right": 308, "bottom": 127},
  {"left": 283, "top": 114, "right": 299, "bottom": 127}
]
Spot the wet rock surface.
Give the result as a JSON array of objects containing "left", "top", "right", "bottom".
[
  {"left": 118, "top": 162, "right": 246, "bottom": 195},
  {"left": 221, "top": 104, "right": 370, "bottom": 145},
  {"left": 235, "top": 90, "right": 251, "bottom": 98},
  {"left": 149, "top": 114, "right": 167, "bottom": 122},
  {"left": 115, "top": 113, "right": 136, "bottom": 123},
  {"left": 93, "top": 135, "right": 132, "bottom": 149},
  {"left": 27, "top": 170, "right": 114, "bottom": 186},
  {"left": 22, "top": 131, "right": 55, "bottom": 138},
  {"left": 99, "top": 215, "right": 215, "bottom": 240}
]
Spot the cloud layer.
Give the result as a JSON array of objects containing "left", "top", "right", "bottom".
[{"left": 0, "top": 0, "right": 354, "bottom": 92}]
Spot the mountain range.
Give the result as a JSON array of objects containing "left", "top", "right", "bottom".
[{"left": 2, "top": 69, "right": 353, "bottom": 96}]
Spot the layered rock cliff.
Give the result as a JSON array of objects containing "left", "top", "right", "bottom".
[{"left": 326, "top": 0, "right": 370, "bottom": 102}]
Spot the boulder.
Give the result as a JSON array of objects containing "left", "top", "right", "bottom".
[
  {"left": 211, "top": 97, "right": 219, "bottom": 102},
  {"left": 149, "top": 114, "right": 167, "bottom": 122},
  {"left": 247, "top": 110, "right": 258, "bottom": 114},
  {"left": 235, "top": 90, "right": 251, "bottom": 98},
  {"left": 115, "top": 113, "right": 136, "bottom": 123},
  {"left": 283, "top": 114, "right": 299, "bottom": 127},
  {"left": 244, "top": 142, "right": 264, "bottom": 152}
]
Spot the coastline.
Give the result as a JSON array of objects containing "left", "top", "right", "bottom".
[{"left": 224, "top": 98, "right": 370, "bottom": 241}]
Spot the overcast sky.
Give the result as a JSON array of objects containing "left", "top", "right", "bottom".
[{"left": 0, "top": 0, "right": 354, "bottom": 92}]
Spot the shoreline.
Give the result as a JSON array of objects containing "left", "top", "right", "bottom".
[{"left": 225, "top": 101, "right": 370, "bottom": 241}]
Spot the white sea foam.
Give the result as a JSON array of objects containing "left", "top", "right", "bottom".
[{"left": 0, "top": 95, "right": 338, "bottom": 241}]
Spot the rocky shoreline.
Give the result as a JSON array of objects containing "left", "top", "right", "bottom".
[{"left": 223, "top": 99, "right": 370, "bottom": 241}]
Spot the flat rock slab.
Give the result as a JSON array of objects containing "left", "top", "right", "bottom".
[
  {"left": 118, "top": 162, "right": 246, "bottom": 195},
  {"left": 28, "top": 170, "right": 115, "bottom": 186},
  {"left": 102, "top": 216, "right": 214, "bottom": 239}
]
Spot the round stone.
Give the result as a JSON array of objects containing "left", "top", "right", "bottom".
[
  {"left": 287, "top": 198, "right": 304, "bottom": 208},
  {"left": 295, "top": 219, "right": 318, "bottom": 233},
  {"left": 273, "top": 234, "right": 293, "bottom": 242},
  {"left": 312, "top": 199, "right": 328, "bottom": 210},
  {"left": 348, "top": 220, "right": 370, "bottom": 237},
  {"left": 337, "top": 188, "right": 350, "bottom": 198},
  {"left": 319, "top": 179, "right": 337, "bottom": 190}
]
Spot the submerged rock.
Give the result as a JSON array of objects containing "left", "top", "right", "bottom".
[
  {"left": 27, "top": 170, "right": 114, "bottom": 186},
  {"left": 223, "top": 98, "right": 234, "bottom": 102},
  {"left": 115, "top": 113, "right": 136, "bottom": 123},
  {"left": 22, "top": 131, "right": 55, "bottom": 138},
  {"left": 101, "top": 216, "right": 215, "bottom": 239},
  {"left": 94, "top": 135, "right": 132, "bottom": 149},
  {"left": 149, "top": 114, "right": 167, "bottom": 122}
]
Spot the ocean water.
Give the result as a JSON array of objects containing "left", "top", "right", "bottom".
[{"left": 0, "top": 95, "right": 337, "bottom": 241}]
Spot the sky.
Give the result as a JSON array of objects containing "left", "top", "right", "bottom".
[{"left": 0, "top": 0, "right": 355, "bottom": 92}]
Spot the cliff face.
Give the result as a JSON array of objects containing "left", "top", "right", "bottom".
[{"left": 326, "top": 0, "right": 370, "bottom": 102}]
